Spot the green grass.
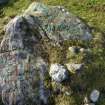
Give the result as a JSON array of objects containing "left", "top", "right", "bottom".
[{"left": 0, "top": 0, "right": 105, "bottom": 105}]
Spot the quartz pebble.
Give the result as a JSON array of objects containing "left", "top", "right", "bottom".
[
  {"left": 90, "top": 89, "right": 100, "bottom": 103},
  {"left": 49, "top": 64, "right": 68, "bottom": 82},
  {"left": 84, "top": 103, "right": 95, "bottom": 105}
]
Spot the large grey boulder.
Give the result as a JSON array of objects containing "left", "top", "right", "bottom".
[
  {"left": 0, "top": 15, "right": 49, "bottom": 105},
  {"left": 25, "top": 2, "right": 92, "bottom": 43},
  {"left": 49, "top": 64, "right": 68, "bottom": 82}
]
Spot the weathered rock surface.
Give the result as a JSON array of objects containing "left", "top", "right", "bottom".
[
  {"left": 49, "top": 64, "right": 68, "bottom": 82},
  {"left": 25, "top": 2, "right": 92, "bottom": 42},
  {"left": 0, "top": 2, "right": 93, "bottom": 105},
  {"left": 0, "top": 15, "right": 42, "bottom": 53},
  {"left": 90, "top": 89, "right": 100, "bottom": 103},
  {"left": 0, "top": 15, "right": 49, "bottom": 105}
]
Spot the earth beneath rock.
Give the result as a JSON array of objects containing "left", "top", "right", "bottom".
[{"left": 25, "top": 2, "right": 92, "bottom": 43}]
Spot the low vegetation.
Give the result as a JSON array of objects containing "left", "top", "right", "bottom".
[{"left": 0, "top": 0, "right": 105, "bottom": 105}]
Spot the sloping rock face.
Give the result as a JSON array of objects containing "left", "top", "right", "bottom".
[
  {"left": 25, "top": 2, "right": 92, "bottom": 42},
  {"left": 0, "top": 15, "right": 49, "bottom": 105},
  {"left": 0, "top": 15, "right": 42, "bottom": 53},
  {"left": 0, "top": 2, "right": 93, "bottom": 105}
]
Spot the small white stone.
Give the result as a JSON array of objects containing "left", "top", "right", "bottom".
[
  {"left": 51, "top": 22, "right": 53, "bottom": 25},
  {"left": 65, "top": 91, "right": 72, "bottom": 96},
  {"left": 58, "top": 6, "right": 61, "bottom": 9},
  {"left": 80, "top": 48, "right": 85, "bottom": 53},
  {"left": 68, "top": 46, "right": 80, "bottom": 54},
  {"left": 68, "top": 47, "right": 75, "bottom": 53},
  {"left": 62, "top": 9, "right": 65, "bottom": 12},
  {"left": 90, "top": 89, "right": 100, "bottom": 102},
  {"left": 66, "top": 12, "right": 69, "bottom": 15}
]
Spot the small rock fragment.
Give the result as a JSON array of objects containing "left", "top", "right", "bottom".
[
  {"left": 90, "top": 89, "right": 100, "bottom": 103},
  {"left": 68, "top": 46, "right": 80, "bottom": 54},
  {"left": 49, "top": 64, "right": 68, "bottom": 82},
  {"left": 80, "top": 48, "right": 91, "bottom": 53},
  {"left": 80, "top": 48, "right": 85, "bottom": 53},
  {"left": 65, "top": 91, "right": 72, "bottom": 96}
]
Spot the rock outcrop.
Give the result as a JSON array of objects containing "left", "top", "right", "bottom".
[
  {"left": 49, "top": 64, "right": 68, "bottom": 82},
  {"left": 0, "top": 15, "right": 49, "bottom": 105},
  {"left": 25, "top": 2, "right": 92, "bottom": 42},
  {"left": 0, "top": 2, "right": 93, "bottom": 105}
]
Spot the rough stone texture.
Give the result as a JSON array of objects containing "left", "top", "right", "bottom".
[
  {"left": 49, "top": 64, "right": 68, "bottom": 82},
  {"left": 68, "top": 46, "right": 91, "bottom": 54},
  {"left": 0, "top": 2, "right": 93, "bottom": 105},
  {"left": 90, "top": 89, "right": 100, "bottom": 103},
  {"left": 66, "top": 63, "right": 84, "bottom": 73},
  {"left": 0, "top": 15, "right": 42, "bottom": 53},
  {"left": 0, "top": 15, "right": 49, "bottom": 105},
  {"left": 25, "top": 2, "right": 92, "bottom": 42}
]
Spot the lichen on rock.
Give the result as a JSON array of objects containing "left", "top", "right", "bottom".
[
  {"left": 25, "top": 2, "right": 92, "bottom": 43},
  {"left": 0, "top": 2, "right": 94, "bottom": 105},
  {"left": 0, "top": 14, "right": 49, "bottom": 105}
]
